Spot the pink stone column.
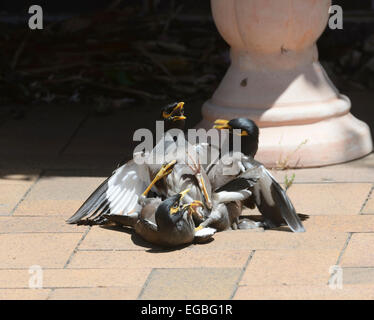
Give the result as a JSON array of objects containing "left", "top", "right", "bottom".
[{"left": 198, "top": 0, "right": 373, "bottom": 168}]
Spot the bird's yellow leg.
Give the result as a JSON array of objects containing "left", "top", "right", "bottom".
[
  {"left": 198, "top": 176, "right": 212, "bottom": 210},
  {"left": 142, "top": 160, "right": 177, "bottom": 197},
  {"left": 186, "top": 151, "right": 212, "bottom": 210},
  {"left": 184, "top": 200, "right": 204, "bottom": 219}
]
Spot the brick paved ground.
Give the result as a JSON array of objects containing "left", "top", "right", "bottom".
[{"left": 0, "top": 98, "right": 373, "bottom": 300}]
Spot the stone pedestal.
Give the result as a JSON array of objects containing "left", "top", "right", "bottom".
[{"left": 198, "top": 0, "right": 372, "bottom": 167}]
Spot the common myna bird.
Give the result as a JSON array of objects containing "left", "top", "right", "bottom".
[
  {"left": 103, "top": 141, "right": 214, "bottom": 232},
  {"left": 204, "top": 118, "right": 305, "bottom": 233},
  {"left": 66, "top": 102, "right": 214, "bottom": 237},
  {"left": 66, "top": 102, "right": 187, "bottom": 226},
  {"left": 105, "top": 189, "right": 215, "bottom": 247},
  {"left": 65, "top": 155, "right": 174, "bottom": 225}
]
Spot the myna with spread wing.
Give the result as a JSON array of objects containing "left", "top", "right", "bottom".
[
  {"left": 66, "top": 102, "right": 186, "bottom": 226},
  {"left": 66, "top": 102, "right": 215, "bottom": 241},
  {"left": 208, "top": 118, "right": 305, "bottom": 232}
]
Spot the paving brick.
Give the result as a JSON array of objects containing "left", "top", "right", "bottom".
[
  {"left": 233, "top": 284, "right": 374, "bottom": 300},
  {"left": 299, "top": 215, "right": 374, "bottom": 233},
  {"left": 0, "top": 107, "right": 86, "bottom": 156},
  {"left": 140, "top": 268, "right": 242, "bottom": 300},
  {"left": 78, "top": 224, "right": 347, "bottom": 252},
  {"left": 362, "top": 191, "right": 374, "bottom": 214},
  {"left": 0, "top": 289, "right": 50, "bottom": 300},
  {"left": 0, "top": 171, "right": 40, "bottom": 185},
  {"left": 240, "top": 250, "right": 340, "bottom": 286},
  {"left": 0, "top": 233, "right": 82, "bottom": 268},
  {"left": 0, "top": 268, "right": 150, "bottom": 289},
  {"left": 0, "top": 155, "right": 115, "bottom": 172},
  {"left": 0, "top": 217, "right": 86, "bottom": 233},
  {"left": 0, "top": 184, "right": 31, "bottom": 215},
  {"left": 343, "top": 268, "right": 374, "bottom": 285},
  {"left": 80, "top": 226, "right": 161, "bottom": 251},
  {"left": 14, "top": 199, "right": 85, "bottom": 218},
  {"left": 286, "top": 183, "right": 372, "bottom": 215},
  {"left": 1, "top": 111, "right": 373, "bottom": 301},
  {"left": 14, "top": 175, "right": 105, "bottom": 217},
  {"left": 63, "top": 108, "right": 147, "bottom": 156},
  {"left": 189, "top": 230, "right": 347, "bottom": 251},
  {"left": 340, "top": 233, "right": 374, "bottom": 267},
  {"left": 69, "top": 249, "right": 251, "bottom": 269},
  {"left": 24, "top": 175, "right": 105, "bottom": 200},
  {"left": 49, "top": 287, "right": 140, "bottom": 300},
  {"left": 269, "top": 153, "right": 374, "bottom": 183}
]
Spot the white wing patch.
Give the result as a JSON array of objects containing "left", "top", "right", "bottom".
[
  {"left": 106, "top": 160, "right": 149, "bottom": 215},
  {"left": 195, "top": 227, "right": 216, "bottom": 238}
]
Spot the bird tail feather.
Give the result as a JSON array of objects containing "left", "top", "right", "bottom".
[
  {"left": 267, "top": 173, "right": 305, "bottom": 232},
  {"left": 66, "top": 178, "right": 109, "bottom": 224},
  {"left": 254, "top": 168, "right": 305, "bottom": 233}
]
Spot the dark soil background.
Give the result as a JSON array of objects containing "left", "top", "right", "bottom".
[{"left": 0, "top": 0, "right": 373, "bottom": 117}]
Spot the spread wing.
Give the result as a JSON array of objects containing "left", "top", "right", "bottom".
[
  {"left": 244, "top": 161, "right": 305, "bottom": 233},
  {"left": 66, "top": 160, "right": 150, "bottom": 224},
  {"left": 212, "top": 155, "right": 305, "bottom": 233}
]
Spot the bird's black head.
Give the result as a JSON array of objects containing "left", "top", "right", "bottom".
[
  {"left": 160, "top": 102, "right": 186, "bottom": 131},
  {"left": 155, "top": 188, "right": 190, "bottom": 231},
  {"left": 213, "top": 118, "right": 259, "bottom": 157}
]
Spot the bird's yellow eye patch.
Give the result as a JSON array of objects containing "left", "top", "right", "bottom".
[
  {"left": 170, "top": 204, "right": 179, "bottom": 215},
  {"left": 233, "top": 130, "right": 249, "bottom": 136}
]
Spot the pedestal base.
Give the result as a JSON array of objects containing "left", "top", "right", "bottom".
[{"left": 197, "top": 113, "right": 373, "bottom": 168}]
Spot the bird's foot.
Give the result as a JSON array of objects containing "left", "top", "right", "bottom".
[
  {"left": 186, "top": 150, "right": 202, "bottom": 175},
  {"left": 142, "top": 160, "right": 176, "bottom": 197},
  {"left": 156, "top": 160, "right": 177, "bottom": 179},
  {"left": 184, "top": 200, "right": 204, "bottom": 220}
]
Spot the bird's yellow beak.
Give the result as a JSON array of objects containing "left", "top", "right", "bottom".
[
  {"left": 172, "top": 102, "right": 186, "bottom": 121},
  {"left": 213, "top": 119, "right": 231, "bottom": 130},
  {"left": 162, "top": 102, "right": 186, "bottom": 121},
  {"left": 172, "top": 115, "right": 186, "bottom": 121},
  {"left": 174, "top": 102, "right": 185, "bottom": 112},
  {"left": 170, "top": 188, "right": 190, "bottom": 215}
]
